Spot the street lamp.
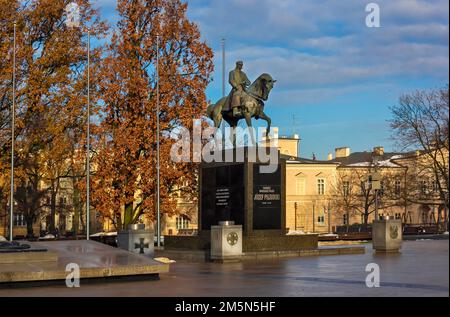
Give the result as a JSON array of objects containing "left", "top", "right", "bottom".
[
  {"left": 156, "top": 34, "right": 161, "bottom": 248},
  {"left": 370, "top": 154, "right": 382, "bottom": 221},
  {"left": 64, "top": 2, "right": 91, "bottom": 240},
  {"left": 10, "top": 22, "right": 16, "bottom": 242}
]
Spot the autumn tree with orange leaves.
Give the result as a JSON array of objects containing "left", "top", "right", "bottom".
[
  {"left": 91, "top": 0, "right": 213, "bottom": 230},
  {"left": 0, "top": 0, "right": 107, "bottom": 237}
]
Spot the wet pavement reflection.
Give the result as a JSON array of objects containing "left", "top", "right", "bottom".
[{"left": 0, "top": 240, "right": 448, "bottom": 297}]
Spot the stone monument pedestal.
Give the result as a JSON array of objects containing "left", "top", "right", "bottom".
[
  {"left": 211, "top": 221, "right": 243, "bottom": 263},
  {"left": 372, "top": 218, "right": 402, "bottom": 253},
  {"left": 117, "top": 224, "right": 154, "bottom": 257},
  {"left": 164, "top": 147, "right": 319, "bottom": 255}
]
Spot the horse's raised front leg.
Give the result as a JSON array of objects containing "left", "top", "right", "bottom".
[
  {"left": 243, "top": 110, "right": 256, "bottom": 146},
  {"left": 259, "top": 111, "right": 272, "bottom": 139}
]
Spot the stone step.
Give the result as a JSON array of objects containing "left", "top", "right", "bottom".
[{"left": 0, "top": 251, "right": 58, "bottom": 264}]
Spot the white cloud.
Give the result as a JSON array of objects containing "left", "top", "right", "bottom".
[
  {"left": 90, "top": 0, "right": 449, "bottom": 106},
  {"left": 187, "top": 0, "right": 448, "bottom": 105}
]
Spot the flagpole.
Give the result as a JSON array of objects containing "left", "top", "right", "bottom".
[
  {"left": 10, "top": 22, "right": 16, "bottom": 242},
  {"left": 221, "top": 38, "right": 225, "bottom": 98},
  {"left": 86, "top": 29, "right": 90, "bottom": 240},
  {"left": 156, "top": 34, "right": 161, "bottom": 248}
]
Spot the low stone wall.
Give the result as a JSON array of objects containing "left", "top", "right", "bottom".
[
  {"left": 164, "top": 233, "right": 318, "bottom": 252},
  {"left": 164, "top": 235, "right": 210, "bottom": 250},
  {"left": 156, "top": 246, "right": 366, "bottom": 262},
  {"left": 243, "top": 234, "right": 318, "bottom": 251}
]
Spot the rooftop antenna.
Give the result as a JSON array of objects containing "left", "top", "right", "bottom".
[{"left": 292, "top": 114, "right": 299, "bottom": 137}]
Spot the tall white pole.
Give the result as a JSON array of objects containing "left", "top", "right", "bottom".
[
  {"left": 10, "top": 22, "right": 16, "bottom": 242},
  {"left": 156, "top": 35, "right": 161, "bottom": 248},
  {"left": 221, "top": 38, "right": 226, "bottom": 146},
  {"left": 221, "top": 38, "right": 225, "bottom": 98},
  {"left": 86, "top": 30, "right": 90, "bottom": 240}
]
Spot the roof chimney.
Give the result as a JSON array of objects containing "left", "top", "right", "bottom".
[
  {"left": 335, "top": 147, "right": 351, "bottom": 158},
  {"left": 327, "top": 153, "right": 333, "bottom": 161}
]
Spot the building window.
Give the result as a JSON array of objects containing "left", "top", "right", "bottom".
[
  {"left": 343, "top": 214, "right": 349, "bottom": 225},
  {"left": 317, "top": 215, "right": 325, "bottom": 224},
  {"left": 420, "top": 181, "right": 428, "bottom": 195},
  {"left": 421, "top": 211, "right": 428, "bottom": 223},
  {"left": 14, "top": 213, "right": 26, "bottom": 227},
  {"left": 395, "top": 180, "right": 401, "bottom": 196},
  {"left": 176, "top": 216, "right": 190, "bottom": 230},
  {"left": 343, "top": 181, "right": 350, "bottom": 198},
  {"left": 296, "top": 178, "right": 306, "bottom": 195},
  {"left": 59, "top": 197, "right": 67, "bottom": 206},
  {"left": 395, "top": 213, "right": 402, "bottom": 220},
  {"left": 317, "top": 179, "right": 325, "bottom": 195},
  {"left": 433, "top": 180, "right": 440, "bottom": 193}
]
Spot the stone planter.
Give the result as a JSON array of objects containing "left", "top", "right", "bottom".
[
  {"left": 372, "top": 219, "right": 402, "bottom": 253},
  {"left": 211, "top": 221, "right": 243, "bottom": 262},
  {"left": 117, "top": 224, "right": 154, "bottom": 257}
]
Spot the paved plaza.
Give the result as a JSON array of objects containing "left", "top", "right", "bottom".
[{"left": 0, "top": 240, "right": 447, "bottom": 297}]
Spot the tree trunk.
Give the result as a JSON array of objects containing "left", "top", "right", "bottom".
[
  {"left": 123, "top": 202, "right": 134, "bottom": 230},
  {"left": 444, "top": 204, "right": 449, "bottom": 232},
  {"left": 346, "top": 210, "right": 350, "bottom": 232},
  {"left": 26, "top": 216, "right": 34, "bottom": 239},
  {"left": 363, "top": 211, "right": 369, "bottom": 225},
  {"left": 72, "top": 181, "right": 82, "bottom": 237},
  {"left": 49, "top": 187, "right": 57, "bottom": 234}
]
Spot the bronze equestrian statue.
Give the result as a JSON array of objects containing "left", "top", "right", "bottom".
[{"left": 206, "top": 61, "right": 276, "bottom": 145}]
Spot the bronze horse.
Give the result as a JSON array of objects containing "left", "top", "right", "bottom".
[{"left": 206, "top": 73, "right": 276, "bottom": 144}]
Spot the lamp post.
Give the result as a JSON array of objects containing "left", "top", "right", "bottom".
[
  {"left": 10, "top": 22, "right": 16, "bottom": 242},
  {"left": 86, "top": 29, "right": 91, "bottom": 240},
  {"left": 294, "top": 202, "right": 298, "bottom": 231},
  {"left": 328, "top": 201, "right": 332, "bottom": 234},
  {"left": 156, "top": 34, "right": 161, "bottom": 248},
  {"left": 371, "top": 154, "right": 381, "bottom": 222},
  {"left": 312, "top": 201, "right": 316, "bottom": 233},
  {"left": 65, "top": 2, "right": 90, "bottom": 239}
]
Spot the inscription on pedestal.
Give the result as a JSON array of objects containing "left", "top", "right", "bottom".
[
  {"left": 200, "top": 150, "right": 285, "bottom": 234},
  {"left": 201, "top": 165, "right": 245, "bottom": 230},
  {"left": 253, "top": 164, "right": 282, "bottom": 230}
]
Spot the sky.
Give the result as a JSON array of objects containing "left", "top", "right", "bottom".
[{"left": 93, "top": 0, "right": 449, "bottom": 159}]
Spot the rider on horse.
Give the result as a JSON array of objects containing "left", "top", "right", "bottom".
[{"left": 227, "top": 61, "right": 251, "bottom": 117}]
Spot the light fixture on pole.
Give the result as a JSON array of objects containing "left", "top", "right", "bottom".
[
  {"left": 156, "top": 34, "right": 161, "bottom": 248},
  {"left": 10, "top": 22, "right": 16, "bottom": 242},
  {"left": 65, "top": 2, "right": 90, "bottom": 239}
]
